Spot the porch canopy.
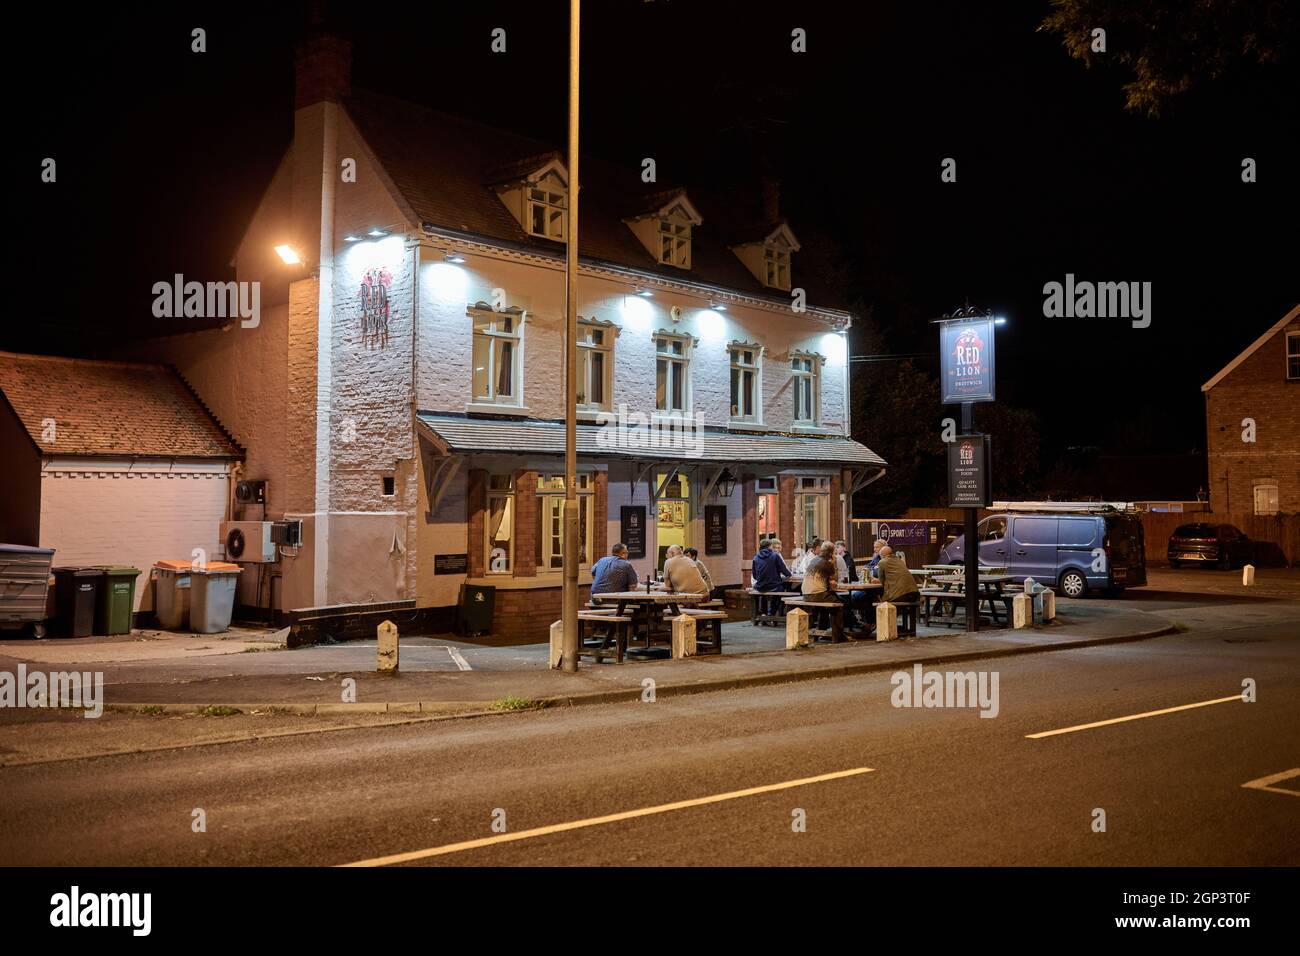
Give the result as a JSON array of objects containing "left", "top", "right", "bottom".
[{"left": 416, "top": 411, "right": 886, "bottom": 505}]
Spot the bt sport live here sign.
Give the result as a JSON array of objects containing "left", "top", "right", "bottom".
[{"left": 940, "top": 317, "right": 996, "bottom": 404}]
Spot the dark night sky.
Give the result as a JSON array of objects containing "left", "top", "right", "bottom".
[{"left": 14, "top": 1, "right": 1299, "bottom": 471}]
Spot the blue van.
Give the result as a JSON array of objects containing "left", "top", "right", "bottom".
[{"left": 938, "top": 507, "right": 1147, "bottom": 598}]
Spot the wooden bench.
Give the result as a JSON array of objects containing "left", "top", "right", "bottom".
[
  {"left": 920, "top": 589, "right": 1013, "bottom": 627},
  {"left": 578, "top": 612, "right": 632, "bottom": 663},
  {"left": 747, "top": 588, "right": 787, "bottom": 625},
  {"left": 891, "top": 599, "right": 918, "bottom": 636},
  {"left": 782, "top": 597, "right": 846, "bottom": 643},
  {"left": 680, "top": 608, "right": 726, "bottom": 654}
]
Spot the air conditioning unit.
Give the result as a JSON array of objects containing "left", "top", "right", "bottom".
[
  {"left": 221, "top": 521, "right": 277, "bottom": 563},
  {"left": 235, "top": 480, "right": 268, "bottom": 505}
]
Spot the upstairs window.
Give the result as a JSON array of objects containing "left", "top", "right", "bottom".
[
  {"left": 1288, "top": 330, "right": 1299, "bottom": 380},
  {"left": 791, "top": 353, "right": 821, "bottom": 425},
  {"left": 471, "top": 310, "right": 522, "bottom": 405},
  {"left": 527, "top": 186, "right": 566, "bottom": 240},
  {"left": 730, "top": 346, "right": 760, "bottom": 422},
  {"left": 577, "top": 322, "right": 614, "bottom": 411},
  {"left": 655, "top": 334, "right": 691, "bottom": 412},
  {"left": 658, "top": 219, "right": 691, "bottom": 268},
  {"left": 764, "top": 245, "right": 791, "bottom": 290}
]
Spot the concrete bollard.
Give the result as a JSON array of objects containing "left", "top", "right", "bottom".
[
  {"left": 376, "top": 620, "right": 399, "bottom": 672},
  {"left": 1013, "top": 592, "right": 1032, "bottom": 629},
  {"left": 1041, "top": 588, "right": 1056, "bottom": 622},
  {"left": 672, "top": 613, "right": 697, "bottom": 659},
  {"left": 785, "top": 607, "right": 809, "bottom": 649},
  {"left": 876, "top": 601, "right": 898, "bottom": 641},
  {"left": 1242, "top": 564, "right": 1256, "bottom": 586},
  {"left": 549, "top": 620, "right": 564, "bottom": 669}
]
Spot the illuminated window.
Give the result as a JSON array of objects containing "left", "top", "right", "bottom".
[
  {"left": 536, "top": 473, "right": 594, "bottom": 570},
  {"left": 526, "top": 186, "right": 566, "bottom": 240},
  {"left": 794, "top": 476, "right": 830, "bottom": 545},
  {"left": 1287, "top": 331, "right": 1299, "bottom": 380},
  {"left": 791, "top": 353, "right": 820, "bottom": 424},
  {"left": 658, "top": 218, "right": 691, "bottom": 268},
  {"left": 764, "top": 245, "right": 791, "bottom": 290},
  {"left": 485, "top": 475, "right": 514, "bottom": 573},
  {"left": 470, "top": 310, "right": 522, "bottom": 405},
  {"left": 756, "top": 477, "right": 778, "bottom": 550},
  {"left": 655, "top": 334, "right": 691, "bottom": 412},
  {"left": 730, "top": 346, "right": 760, "bottom": 422}
]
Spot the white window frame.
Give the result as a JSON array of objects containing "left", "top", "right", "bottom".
[
  {"left": 658, "top": 218, "right": 692, "bottom": 268},
  {"left": 526, "top": 185, "right": 567, "bottom": 241},
  {"left": 755, "top": 477, "right": 779, "bottom": 549},
  {"left": 577, "top": 321, "right": 615, "bottom": 411},
  {"left": 536, "top": 473, "right": 594, "bottom": 571},
  {"left": 470, "top": 309, "right": 524, "bottom": 406},
  {"left": 764, "top": 245, "right": 791, "bottom": 290},
  {"left": 791, "top": 352, "right": 821, "bottom": 425},
  {"left": 793, "top": 476, "right": 831, "bottom": 546},
  {"left": 1253, "top": 483, "right": 1279, "bottom": 516},
  {"left": 1287, "top": 330, "right": 1300, "bottom": 381},
  {"left": 485, "top": 474, "right": 515, "bottom": 574},
  {"left": 655, "top": 333, "right": 693, "bottom": 413},
  {"left": 730, "top": 343, "right": 762, "bottom": 423}
]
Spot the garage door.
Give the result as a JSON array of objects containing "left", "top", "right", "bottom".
[{"left": 39, "top": 461, "right": 230, "bottom": 611}]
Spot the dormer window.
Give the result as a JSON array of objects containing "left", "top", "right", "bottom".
[
  {"left": 732, "top": 222, "right": 801, "bottom": 291},
  {"left": 658, "top": 218, "right": 691, "bottom": 268},
  {"left": 625, "top": 190, "right": 704, "bottom": 270},
  {"left": 527, "top": 185, "right": 566, "bottom": 240},
  {"left": 764, "top": 245, "right": 791, "bottom": 290}
]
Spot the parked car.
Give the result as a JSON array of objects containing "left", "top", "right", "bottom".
[
  {"left": 1167, "top": 523, "right": 1253, "bottom": 570},
  {"left": 939, "top": 510, "right": 1147, "bottom": 598}
]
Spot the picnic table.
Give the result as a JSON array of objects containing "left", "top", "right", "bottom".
[
  {"left": 591, "top": 590, "right": 708, "bottom": 653},
  {"left": 926, "top": 573, "right": 1016, "bottom": 625}
]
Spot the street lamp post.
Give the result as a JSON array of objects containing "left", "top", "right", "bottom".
[{"left": 561, "top": 0, "right": 581, "bottom": 672}]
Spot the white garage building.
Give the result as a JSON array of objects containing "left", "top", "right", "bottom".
[{"left": 0, "top": 352, "right": 244, "bottom": 615}]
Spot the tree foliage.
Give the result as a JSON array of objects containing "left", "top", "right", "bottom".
[{"left": 1039, "top": 0, "right": 1298, "bottom": 117}]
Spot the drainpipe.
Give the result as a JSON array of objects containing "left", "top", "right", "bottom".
[{"left": 314, "top": 101, "right": 338, "bottom": 608}]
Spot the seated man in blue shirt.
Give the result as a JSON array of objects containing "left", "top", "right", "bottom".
[{"left": 591, "top": 542, "right": 639, "bottom": 595}]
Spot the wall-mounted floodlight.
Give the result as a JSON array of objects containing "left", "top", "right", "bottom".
[
  {"left": 367, "top": 228, "right": 388, "bottom": 238},
  {"left": 274, "top": 245, "right": 301, "bottom": 265},
  {"left": 444, "top": 250, "right": 467, "bottom": 263}
]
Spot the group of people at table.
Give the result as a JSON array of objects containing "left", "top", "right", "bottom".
[
  {"left": 588, "top": 534, "right": 921, "bottom": 638},
  {"left": 752, "top": 536, "right": 920, "bottom": 633}
]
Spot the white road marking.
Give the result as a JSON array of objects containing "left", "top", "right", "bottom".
[
  {"left": 338, "top": 766, "right": 875, "bottom": 867},
  {"left": 443, "top": 646, "right": 472, "bottom": 671},
  {"left": 1026, "top": 693, "right": 1244, "bottom": 739},
  {"left": 1241, "top": 768, "right": 1300, "bottom": 797}
]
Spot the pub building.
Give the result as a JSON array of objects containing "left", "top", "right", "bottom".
[{"left": 129, "top": 34, "right": 885, "bottom": 642}]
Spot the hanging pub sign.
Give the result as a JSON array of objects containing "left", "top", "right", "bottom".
[
  {"left": 948, "top": 434, "right": 991, "bottom": 508},
  {"left": 360, "top": 267, "right": 392, "bottom": 347},
  {"left": 939, "top": 316, "right": 996, "bottom": 404},
  {"left": 620, "top": 506, "right": 646, "bottom": 559},
  {"left": 705, "top": 505, "right": 727, "bottom": 555}
]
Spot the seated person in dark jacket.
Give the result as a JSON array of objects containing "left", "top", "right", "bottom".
[
  {"left": 750, "top": 538, "right": 793, "bottom": 616},
  {"left": 590, "top": 543, "right": 639, "bottom": 595}
]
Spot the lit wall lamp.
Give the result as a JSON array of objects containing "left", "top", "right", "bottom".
[
  {"left": 274, "top": 245, "right": 301, "bottom": 265},
  {"left": 709, "top": 301, "right": 727, "bottom": 312},
  {"left": 343, "top": 234, "right": 362, "bottom": 243},
  {"left": 367, "top": 228, "right": 388, "bottom": 238},
  {"left": 633, "top": 286, "right": 654, "bottom": 297},
  {"left": 443, "top": 250, "right": 467, "bottom": 263}
]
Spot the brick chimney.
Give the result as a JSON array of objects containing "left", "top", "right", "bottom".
[
  {"left": 761, "top": 177, "right": 781, "bottom": 225},
  {"left": 294, "top": 26, "right": 351, "bottom": 110}
]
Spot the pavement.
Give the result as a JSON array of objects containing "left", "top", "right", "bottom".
[{"left": 0, "top": 602, "right": 1172, "bottom": 715}]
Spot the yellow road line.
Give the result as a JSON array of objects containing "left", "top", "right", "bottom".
[
  {"left": 1241, "top": 768, "right": 1300, "bottom": 797},
  {"left": 1026, "top": 694, "right": 1243, "bottom": 739},
  {"left": 339, "top": 766, "right": 874, "bottom": 867}
]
